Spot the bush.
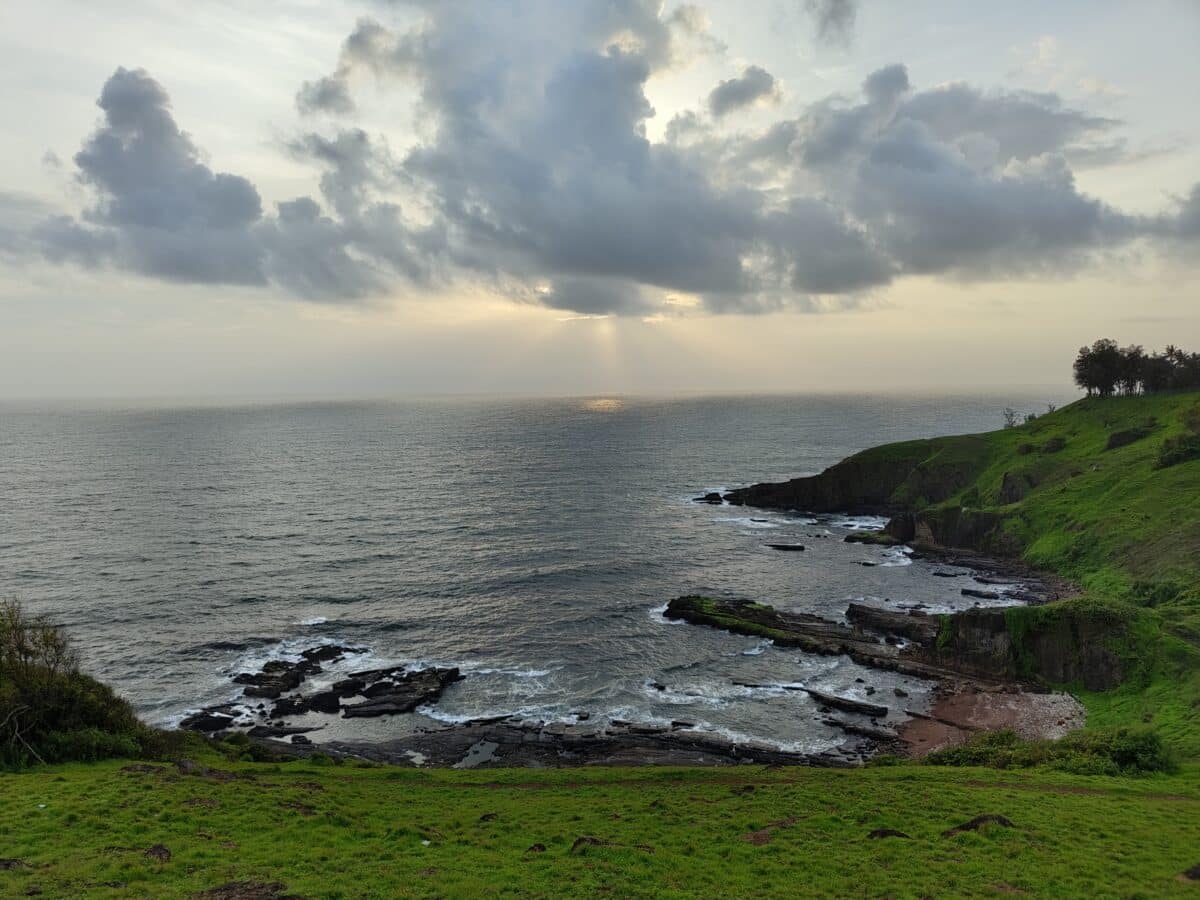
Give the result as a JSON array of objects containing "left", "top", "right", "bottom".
[
  {"left": 923, "top": 727, "right": 1175, "bottom": 776},
  {"left": 1040, "top": 436, "right": 1067, "bottom": 454},
  {"left": 1, "top": 600, "right": 150, "bottom": 768},
  {"left": 1156, "top": 433, "right": 1200, "bottom": 469}
]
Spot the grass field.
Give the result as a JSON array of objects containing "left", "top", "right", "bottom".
[{"left": 2, "top": 751, "right": 1200, "bottom": 898}]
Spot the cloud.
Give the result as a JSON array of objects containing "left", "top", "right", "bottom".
[
  {"left": 296, "top": 75, "right": 356, "bottom": 116},
  {"left": 32, "top": 67, "right": 437, "bottom": 301},
  {"left": 805, "top": 0, "right": 858, "bottom": 45},
  {"left": 38, "top": 67, "right": 266, "bottom": 285},
  {"left": 708, "top": 65, "right": 779, "bottom": 117},
  {"left": 17, "top": 6, "right": 1200, "bottom": 317}
]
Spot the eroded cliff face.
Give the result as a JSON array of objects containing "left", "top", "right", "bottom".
[
  {"left": 886, "top": 508, "right": 1021, "bottom": 558},
  {"left": 724, "top": 437, "right": 993, "bottom": 517},
  {"left": 924, "top": 607, "right": 1125, "bottom": 691}
]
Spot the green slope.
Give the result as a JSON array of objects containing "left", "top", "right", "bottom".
[
  {"left": 2, "top": 752, "right": 1199, "bottom": 898},
  {"left": 736, "top": 391, "right": 1200, "bottom": 756}
]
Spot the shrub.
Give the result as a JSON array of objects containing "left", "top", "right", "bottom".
[
  {"left": 1105, "top": 425, "right": 1152, "bottom": 451},
  {"left": 1156, "top": 433, "right": 1200, "bottom": 469},
  {"left": 1, "top": 600, "right": 150, "bottom": 768},
  {"left": 923, "top": 727, "right": 1175, "bottom": 775}
]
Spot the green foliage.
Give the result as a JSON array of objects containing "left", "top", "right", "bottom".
[
  {"left": 923, "top": 728, "right": 1176, "bottom": 776},
  {"left": 0, "top": 600, "right": 150, "bottom": 768}
]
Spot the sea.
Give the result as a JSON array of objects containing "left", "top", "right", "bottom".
[{"left": 0, "top": 391, "right": 1070, "bottom": 753}]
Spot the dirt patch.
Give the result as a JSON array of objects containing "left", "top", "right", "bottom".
[
  {"left": 120, "top": 764, "right": 167, "bottom": 775},
  {"left": 942, "top": 814, "right": 1015, "bottom": 837},
  {"left": 569, "top": 836, "right": 655, "bottom": 855},
  {"left": 184, "top": 797, "right": 220, "bottom": 809},
  {"left": 193, "top": 882, "right": 303, "bottom": 900},
  {"left": 743, "top": 817, "right": 800, "bottom": 845},
  {"left": 144, "top": 844, "right": 171, "bottom": 863},
  {"left": 900, "top": 685, "right": 1084, "bottom": 756},
  {"left": 867, "top": 828, "right": 910, "bottom": 840},
  {"left": 280, "top": 801, "right": 317, "bottom": 817},
  {"left": 962, "top": 780, "right": 1196, "bottom": 802}
]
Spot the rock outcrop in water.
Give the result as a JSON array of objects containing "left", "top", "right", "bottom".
[
  {"left": 181, "top": 648, "right": 463, "bottom": 734},
  {"left": 664, "top": 595, "right": 1124, "bottom": 691}
]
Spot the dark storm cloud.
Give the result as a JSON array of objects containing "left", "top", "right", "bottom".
[
  {"left": 33, "top": 68, "right": 434, "bottom": 301},
  {"left": 708, "top": 65, "right": 778, "bottom": 117},
  {"left": 37, "top": 67, "right": 266, "bottom": 285},
  {"left": 805, "top": 0, "right": 858, "bottom": 45},
  {"left": 19, "top": 4, "right": 1199, "bottom": 315}
]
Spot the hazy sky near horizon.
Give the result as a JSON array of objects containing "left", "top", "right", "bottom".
[{"left": 1, "top": 0, "right": 1198, "bottom": 398}]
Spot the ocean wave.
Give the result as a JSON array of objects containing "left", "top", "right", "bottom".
[
  {"left": 649, "top": 602, "right": 686, "bottom": 625},
  {"left": 714, "top": 516, "right": 782, "bottom": 529},
  {"left": 828, "top": 515, "right": 889, "bottom": 531},
  {"left": 879, "top": 546, "right": 914, "bottom": 567}
]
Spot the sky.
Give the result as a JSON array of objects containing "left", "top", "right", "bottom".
[{"left": 1, "top": 0, "right": 1198, "bottom": 399}]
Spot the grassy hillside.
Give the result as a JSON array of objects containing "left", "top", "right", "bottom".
[
  {"left": 2, "top": 748, "right": 1199, "bottom": 898},
  {"left": 735, "top": 392, "right": 1200, "bottom": 756}
]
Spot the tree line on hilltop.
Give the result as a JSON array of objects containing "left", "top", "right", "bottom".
[{"left": 1073, "top": 339, "right": 1200, "bottom": 397}]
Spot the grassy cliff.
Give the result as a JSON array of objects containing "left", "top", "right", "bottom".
[{"left": 732, "top": 392, "right": 1200, "bottom": 756}]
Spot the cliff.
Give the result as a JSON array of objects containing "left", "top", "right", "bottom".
[{"left": 722, "top": 392, "right": 1200, "bottom": 753}]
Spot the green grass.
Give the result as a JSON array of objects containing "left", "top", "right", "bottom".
[
  {"left": 2, "top": 750, "right": 1200, "bottom": 898},
  {"left": 840, "top": 393, "right": 1200, "bottom": 756}
]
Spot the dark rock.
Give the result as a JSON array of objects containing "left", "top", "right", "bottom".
[
  {"left": 1040, "top": 436, "right": 1067, "bottom": 454},
  {"left": 526, "top": 844, "right": 547, "bottom": 854},
  {"left": 802, "top": 689, "right": 888, "bottom": 719},
  {"left": 342, "top": 667, "right": 462, "bottom": 718},
  {"left": 290, "top": 735, "right": 311, "bottom": 745},
  {"left": 1181, "top": 864, "right": 1200, "bottom": 882},
  {"left": 932, "top": 570, "right": 964, "bottom": 578},
  {"left": 270, "top": 696, "right": 310, "bottom": 718},
  {"left": 998, "top": 471, "right": 1036, "bottom": 505},
  {"left": 868, "top": 828, "right": 911, "bottom": 840},
  {"left": 695, "top": 492, "right": 724, "bottom": 504},
  {"left": 0, "top": 859, "right": 30, "bottom": 870},
  {"left": 942, "top": 814, "right": 1015, "bottom": 837},
  {"left": 246, "top": 725, "right": 320, "bottom": 739},
  {"left": 961, "top": 588, "right": 1001, "bottom": 600},
  {"left": 308, "top": 691, "right": 342, "bottom": 714},
  {"left": 331, "top": 677, "right": 367, "bottom": 696},
  {"left": 180, "top": 711, "right": 236, "bottom": 733},
  {"left": 893, "top": 687, "right": 908, "bottom": 698},
  {"left": 846, "top": 603, "right": 940, "bottom": 644},
  {"left": 301, "top": 645, "right": 360, "bottom": 664},
  {"left": 766, "top": 543, "right": 806, "bottom": 552}
]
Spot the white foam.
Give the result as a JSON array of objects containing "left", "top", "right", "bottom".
[
  {"left": 742, "top": 639, "right": 772, "bottom": 656},
  {"left": 297, "top": 616, "right": 328, "bottom": 626},
  {"left": 829, "top": 515, "right": 889, "bottom": 531},
  {"left": 715, "top": 516, "right": 782, "bottom": 529},
  {"left": 649, "top": 602, "right": 686, "bottom": 625},
  {"left": 879, "top": 546, "right": 914, "bottom": 567}
]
